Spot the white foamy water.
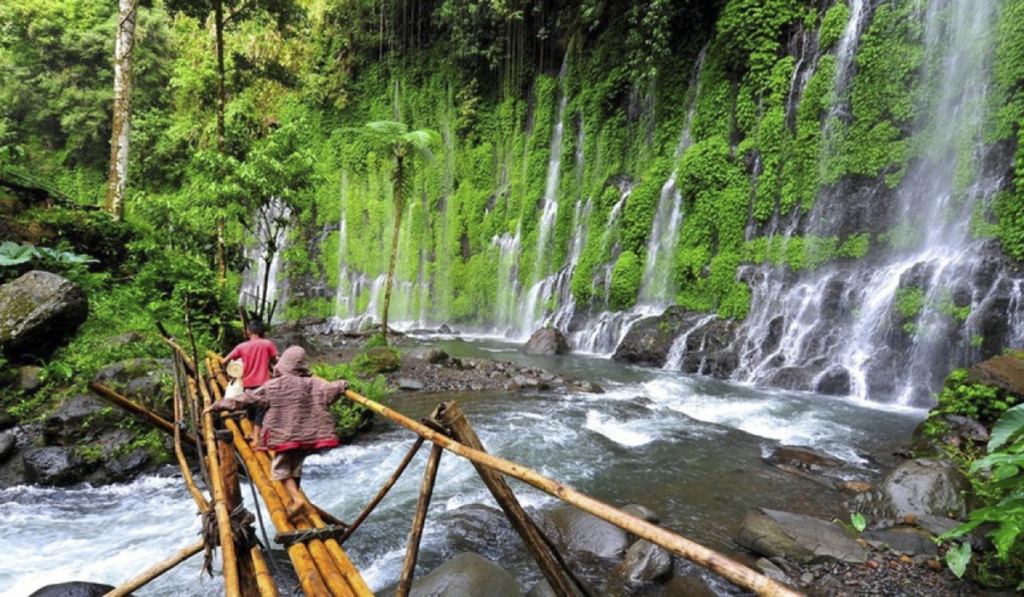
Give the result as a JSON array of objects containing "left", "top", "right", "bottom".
[{"left": 4, "top": 339, "right": 927, "bottom": 595}]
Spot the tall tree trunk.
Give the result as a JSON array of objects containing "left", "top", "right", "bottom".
[
  {"left": 381, "top": 155, "right": 404, "bottom": 342},
  {"left": 215, "top": 0, "right": 228, "bottom": 282},
  {"left": 104, "top": 0, "right": 138, "bottom": 222}
]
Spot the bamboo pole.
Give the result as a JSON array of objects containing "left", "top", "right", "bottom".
[
  {"left": 208, "top": 358, "right": 257, "bottom": 595},
  {"left": 396, "top": 443, "right": 443, "bottom": 597},
  {"left": 344, "top": 393, "right": 802, "bottom": 597},
  {"left": 340, "top": 436, "right": 425, "bottom": 543},
  {"left": 197, "top": 378, "right": 241, "bottom": 596},
  {"left": 222, "top": 416, "right": 333, "bottom": 596},
  {"left": 159, "top": 335, "right": 196, "bottom": 375},
  {"left": 88, "top": 382, "right": 197, "bottom": 446},
  {"left": 433, "top": 402, "right": 579, "bottom": 597},
  {"left": 250, "top": 544, "right": 280, "bottom": 597},
  {"left": 173, "top": 379, "right": 209, "bottom": 511},
  {"left": 102, "top": 539, "right": 205, "bottom": 597}
]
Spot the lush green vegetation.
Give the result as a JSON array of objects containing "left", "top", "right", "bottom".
[
  {"left": 931, "top": 356, "right": 1024, "bottom": 590},
  {"left": 1, "top": 0, "right": 1023, "bottom": 586}
]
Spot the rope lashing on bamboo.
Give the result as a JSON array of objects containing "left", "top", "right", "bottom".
[{"left": 275, "top": 525, "right": 350, "bottom": 547}]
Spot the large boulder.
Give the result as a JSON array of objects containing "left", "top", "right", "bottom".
[
  {"left": 735, "top": 508, "right": 870, "bottom": 564},
  {"left": 606, "top": 539, "right": 674, "bottom": 595},
  {"left": 21, "top": 446, "right": 95, "bottom": 487},
  {"left": 524, "top": 328, "right": 571, "bottom": 356},
  {"left": 849, "top": 458, "right": 970, "bottom": 521},
  {"left": 539, "top": 505, "right": 630, "bottom": 561},
  {"left": 614, "top": 307, "right": 740, "bottom": 379},
  {"left": 408, "top": 552, "right": 522, "bottom": 597},
  {"left": 28, "top": 582, "right": 121, "bottom": 597},
  {"left": 42, "top": 394, "right": 127, "bottom": 446},
  {"left": 0, "top": 270, "right": 88, "bottom": 361},
  {"left": 92, "top": 359, "right": 176, "bottom": 421},
  {"left": 963, "top": 351, "right": 1024, "bottom": 400}
]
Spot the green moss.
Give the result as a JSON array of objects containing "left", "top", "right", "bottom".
[
  {"left": 609, "top": 250, "right": 641, "bottom": 311},
  {"left": 819, "top": 2, "right": 851, "bottom": 51}
]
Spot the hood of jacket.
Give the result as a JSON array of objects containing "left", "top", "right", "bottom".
[{"left": 274, "top": 345, "right": 310, "bottom": 378}]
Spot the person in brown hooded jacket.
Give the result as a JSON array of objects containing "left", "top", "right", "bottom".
[{"left": 205, "top": 345, "right": 348, "bottom": 520}]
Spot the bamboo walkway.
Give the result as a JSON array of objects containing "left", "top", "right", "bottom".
[{"left": 90, "top": 332, "right": 804, "bottom": 597}]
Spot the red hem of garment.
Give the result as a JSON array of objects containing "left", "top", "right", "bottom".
[{"left": 271, "top": 438, "right": 339, "bottom": 452}]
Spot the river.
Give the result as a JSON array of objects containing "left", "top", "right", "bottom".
[{"left": 0, "top": 336, "right": 927, "bottom": 596}]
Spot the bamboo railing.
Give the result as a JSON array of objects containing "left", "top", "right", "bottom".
[{"left": 99, "top": 332, "right": 802, "bottom": 597}]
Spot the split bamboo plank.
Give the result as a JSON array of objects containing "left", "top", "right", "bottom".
[
  {"left": 222, "top": 416, "right": 333, "bottom": 596},
  {"left": 102, "top": 538, "right": 204, "bottom": 597},
  {"left": 344, "top": 393, "right": 803, "bottom": 597}
]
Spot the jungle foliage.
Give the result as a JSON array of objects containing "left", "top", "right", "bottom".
[{"left": 1, "top": 4, "right": 1024, "bottom": 584}]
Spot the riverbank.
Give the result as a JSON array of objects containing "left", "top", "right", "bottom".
[{"left": 1, "top": 322, "right": 1007, "bottom": 596}]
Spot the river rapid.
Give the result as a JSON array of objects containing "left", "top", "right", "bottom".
[{"left": 1, "top": 336, "right": 927, "bottom": 596}]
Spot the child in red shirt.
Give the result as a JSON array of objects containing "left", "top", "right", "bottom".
[{"left": 225, "top": 320, "right": 277, "bottom": 448}]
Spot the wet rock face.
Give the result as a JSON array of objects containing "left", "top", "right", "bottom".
[
  {"left": 21, "top": 446, "right": 94, "bottom": 487},
  {"left": 613, "top": 307, "right": 740, "bottom": 378},
  {"left": 0, "top": 270, "right": 88, "bottom": 362},
  {"left": 850, "top": 458, "right": 970, "bottom": 521},
  {"left": 406, "top": 552, "right": 522, "bottom": 597},
  {"left": 27, "top": 582, "right": 120, "bottom": 597},
  {"left": 524, "top": 327, "right": 571, "bottom": 356},
  {"left": 964, "top": 351, "right": 1024, "bottom": 399},
  {"left": 538, "top": 505, "right": 630, "bottom": 562},
  {"left": 735, "top": 508, "right": 870, "bottom": 564}
]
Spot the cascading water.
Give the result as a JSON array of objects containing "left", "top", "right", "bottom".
[
  {"left": 733, "top": 0, "right": 1016, "bottom": 405},
  {"left": 518, "top": 86, "right": 569, "bottom": 337},
  {"left": 571, "top": 47, "right": 708, "bottom": 355},
  {"left": 239, "top": 197, "right": 290, "bottom": 323},
  {"left": 493, "top": 227, "right": 523, "bottom": 334}
]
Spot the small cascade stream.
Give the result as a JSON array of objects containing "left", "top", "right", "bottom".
[{"left": 240, "top": 197, "right": 291, "bottom": 323}]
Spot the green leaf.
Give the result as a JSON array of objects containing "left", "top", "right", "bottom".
[
  {"left": 850, "top": 512, "right": 867, "bottom": 533},
  {"left": 0, "top": 241, "right": 38, "bottom": 266},
  {"left": 946, "top": 541, "right": 971, "bottom": 578},
  {"left": 989, "top": 403, "right": 1024, "bottom": 451}
]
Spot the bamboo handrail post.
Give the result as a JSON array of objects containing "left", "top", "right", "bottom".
[
  {"left": 173, "top": 380, "right": 210, "bottom": 511},
  {"left": 433, "top": 401, "right": 580, "bottom": 597},
  {"left": 198, "top": 377, "right": 241, "bottom": 596},
  {"left": 159, "top": 335, "right": 196, "bottom": 376},
  {"left": 102, "top": 539, "right": 205, "bottom": 597},
  {"left": 396, "top": 443, "right": 443, "bottom": 597},
  {"left": 340, "top": 436, "right": 426, "bottom": 544},
  {"left": 342, "top": 390, "right": 802, "bottom": 597}
]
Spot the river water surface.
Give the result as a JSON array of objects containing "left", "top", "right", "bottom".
[{"left": 1, "top": 337, "right": 927, "bottom": 596}]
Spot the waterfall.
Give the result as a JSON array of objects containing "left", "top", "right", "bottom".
[
  {"left": 735, "top": 0, "right": 1011, "bottom": 405},
  {"left": 239, "top": 196, "right": 290, "bottom": 323},
  {"left": 518, "top": 69, "right": 570, "bottom": 336},
  {"left": 833, "top": 0, "right": 868, "bottom": 96},
  {"left": 638, "top": 172, "right": 683, "bottom": 305},
  {"left": 571, "top": 47, "right": 708, "bottom": 355},
  {"left": 333, "top": 171, "right": 351, "bottom": 321},
  {"left": 494, "top": 228, "right": 522, "bottom": 334},
  {"left": 664, "top": 314, "right": 718, "bottom": 370}
]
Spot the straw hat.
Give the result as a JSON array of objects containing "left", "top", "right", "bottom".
[{"left": 226, "top": 359, "right": 244, "bottom": 379}]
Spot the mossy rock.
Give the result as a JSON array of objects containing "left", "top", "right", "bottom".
[{"left": 360, "top": 347, "right": 401, "bottom": 374}]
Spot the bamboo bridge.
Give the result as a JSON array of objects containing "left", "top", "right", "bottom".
[{"left": 88, "top": 330, "right": 803, "bottom": 597}]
